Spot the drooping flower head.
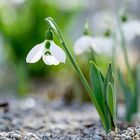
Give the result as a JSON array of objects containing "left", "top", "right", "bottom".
[
  {"left": 73, "top": 20, "right": 114, "bottom": 56},
  {"left": 121, "top": 19, "right": 140, "bottom": 42},
  {"left": 74, "top": 20, "right": 96, "bottom": 55},
  {"left": 26, "top": 29, "right": 66, "bottom": 65},
  {"left": 74, "top": 35, "right": 94, "bottom": 55}
]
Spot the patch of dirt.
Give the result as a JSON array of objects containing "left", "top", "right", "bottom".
[{"left": 0, "top": 97, "right": 139, "bottom": 140}]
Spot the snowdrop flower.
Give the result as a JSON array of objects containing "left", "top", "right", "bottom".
[
  {"left": 74, "top": 35, "right": 95, "bottom": 55},
  {"left": 121, "top": 20, "right": 140, "bottom": 42},
  {"left": 93, "top": 11, "right": 140, "bottom": 42},
  {"left": 74, "top": 19, "right": 116, "bottom": 56},
  {"left": 74, "top": 35, "right": 115, "bottom": 56},
  {"left": 74, "top": 20, "right": 97, "bottom": 55},
  {"left": 92, "top": 36, "right": 114, "bottom": 56},
  {"left": 26, "top": 30, "right": 66, "bottom": 65},
  {"left": 92, "top": 11, "right": 117, "bottom": 33},
  {"left": 74, "top": 21, "right": 98, "bottom": 55}
]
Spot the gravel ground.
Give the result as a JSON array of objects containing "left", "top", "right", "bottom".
[{"left": 0, "top": 97, "right": 139, "bottom": 140}]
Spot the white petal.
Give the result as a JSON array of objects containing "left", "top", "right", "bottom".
[
  {"left": 93, "top": 12, "right": 117, "bottom": 32},
  {"left": 42, "top": 54, "right": 59, "bottom": 65},
  {"left": 74, "top": 35, "right": 94, "bottom": 55},
  {"left": 26, "top": 41, "right": 46, "bottom": 63},
  {"left": 92, "top": 37, "right": 113, "bottom": 56},
  {"left": 122, "top": 20, "right": 140, "bottom": 41},
  {"left": 50, "top": 41, "right": 66, "bottom": 63}
]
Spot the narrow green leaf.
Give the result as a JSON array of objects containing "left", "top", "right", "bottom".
[
  {"left": 104, "top": 65, "right": 112, "bottom": 96},
  {"left": 90, "top": 61, "right": 105, "bottom": 113},
  {"left": 117, "top": 69, "right": 134, "bottom": 121},
  {"left": 104, "top": 64, "right": 116, "bottom": 129},
  {"left": 104, "top": 64, "right": 115, "bottom": 109},
  {"left": 90, "top": 61, "right": 111, "bottom": 131},
  {"left": 105, "top": 64, "right": 114, "bottom": 84},
  {"left": 107, "top": 83, "right": 114, "bottom": 117},
  {"left": 117, "top": 69, "right": 128, "bottom": 91},
  {"left": 111, "top": 73, "right": 117, "bottom": 124}
]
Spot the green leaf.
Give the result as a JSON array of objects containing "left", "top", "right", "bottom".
[
  {"left": 104, "top": 64, "right": 114, "bottom": 85},
  {"left": 104, "top": 65, "right": 112, "bottom": 98},
  {"left": 107, "top": 83, "right": 114, "bottom": 117},
  {"left": 90, "top": 61, "right": 105, "bottom": 113},
  {"left": 117, "top": 69, "right": 134, "bottom": 121},
  {"left": 90, "top": 61, "right": 111, "bottom": 132},
  {"left": 106, "top": 82, "right": 116, "bottom": 130},
  {"left": 117, "top": 69, "right": 129, "bottom": 94},
  {"left": 104, "top": 64, "right": 116, "bottom": 129},
  {"left": 104, "top": 64, "right": 115, "bottom": 112}
]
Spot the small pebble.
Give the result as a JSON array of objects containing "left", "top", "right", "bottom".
[
  {"left": 127, "top": 127, "right": 134, "bottom": 136},
  {"left": 135, "top": 126, "right": 140, "bottom": 133}
]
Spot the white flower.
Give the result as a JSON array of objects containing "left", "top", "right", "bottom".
[
  {"left": 92, "top": 11, "right": 117, "bottom": 32},
  {"left": 74, "top": 35, "right": 96, "bottom": 55},
  {"left": 93, "top": 11, "right": 140, "bottom": 42},
  {"left": 74, "top": 34, "right": 114, "bottom": 56},
  {"left": 122, "top": 20, "right": 140, "bottom": 42},
  {"left": 91, "top": 36, "right": 114, "bottom": 56},
  {"left": 26, "top": 40, "right": 66, "bottom": 65}
]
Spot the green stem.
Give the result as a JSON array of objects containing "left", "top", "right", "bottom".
[
  {"left": 111, "top": 32, "right": 117, "bottom": 72},
  {"left": 119, "top": 23, "right": 134, "bottom": 92},
  {"left": 120, "top": 26, "right": 131, "bottom": 73},
  {"left": 136, "top": 64, "right": 140, "bottom": 112}
]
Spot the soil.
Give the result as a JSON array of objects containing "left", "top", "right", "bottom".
[{"left": 0, "top": 97, "right": 139, "bottom": 140}]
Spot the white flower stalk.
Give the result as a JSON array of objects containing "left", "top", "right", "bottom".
[
  {"left": 26, "top": 40, "right": 66, "bottom": 65},
  {"left": 74, "top": 35, "right": 95, "bottom": 55}
]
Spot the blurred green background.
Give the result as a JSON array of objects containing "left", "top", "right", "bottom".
[{"left": 0, "top": 0, "right": 140, "bottom": 103}]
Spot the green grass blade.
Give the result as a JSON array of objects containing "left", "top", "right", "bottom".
[
  {"left": 117, "top": 69, "right": 134, "bottom": 121},
  {"left": 104, "top": 64, "right": 116, "bottom": 129},
  {"left": 104, "top": 64, "right": 114, "bottom": 98},
  {"left": 104, "top": 64, "right": 114, "bottom": 84},
  {"left": 90, "top": 61, "right": 105, "bottom": 113},
  {"left": 117, "top": 69, "right": 128, "bottom": 93},
  {"left": 90, "top": 61, "right": 112, "bottom": 132},
  {"left": 107, "top": 83, "right": 114, "bottom": 117}
]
